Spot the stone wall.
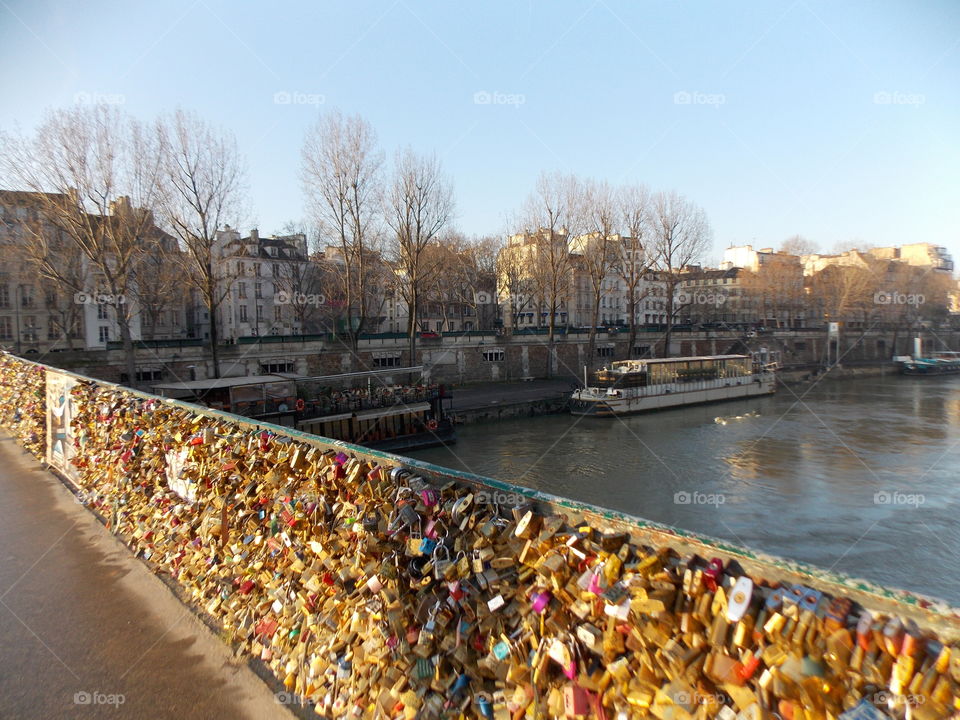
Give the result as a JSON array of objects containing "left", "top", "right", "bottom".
[{"left": 30, "top": 329, "right": 960, "bottom": 390}]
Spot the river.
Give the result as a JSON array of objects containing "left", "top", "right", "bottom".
[{"left": 410, "top": 374, "right": 960, "bottom": 604}]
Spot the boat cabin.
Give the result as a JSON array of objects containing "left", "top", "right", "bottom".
[{"left": 592, "top": 355, "right": 755, "bottom": 389}]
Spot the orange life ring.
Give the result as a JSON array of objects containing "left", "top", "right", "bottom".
[
  {"left": 426, "top": 419, "right": 438, "bottom": 431},
  {"left": 295, "top": 398, "right": 305, "bottom": 412}
]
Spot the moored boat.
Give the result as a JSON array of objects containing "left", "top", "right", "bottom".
[
  {"left": 570, "top": 353, "right": 777, "bottom": 417},
  {"left": 899, "top": 353, "right": 960, "bottom": 376},
  {"left": 153, "top": 370, "right": 456, "bottom": 451}
]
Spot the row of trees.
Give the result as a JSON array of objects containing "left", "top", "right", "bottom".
[
  {"left": 502, "top": 173, "right": 711, "bottom": 365},
  {"left": 0, "top": 106, "right": 475, "bottom": 376}
]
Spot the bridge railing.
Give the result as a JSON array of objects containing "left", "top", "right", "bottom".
[{"left": 1, "top": 350, "right": 957, "bottom": 718}]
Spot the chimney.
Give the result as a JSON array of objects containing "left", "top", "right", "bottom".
[
  {"left": 110, "top": 195, "right": 132, "bottom": 216},
  {"left": 249, "top": 228, "right": 259, "bottom": 242}
]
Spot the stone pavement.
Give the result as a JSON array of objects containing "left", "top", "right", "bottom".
[{"left": 0, "top": 434, "right": 292, "bottom": 720}]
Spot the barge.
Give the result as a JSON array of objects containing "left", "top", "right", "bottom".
[{"left": 570, "top": 353, "right": 777, "bottom": 417}]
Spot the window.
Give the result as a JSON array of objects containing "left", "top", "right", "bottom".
[
  {"left": 238, "top": 261, "right": 246, "bottom": 276},
  {"left": 272, "top": 264, "right": 280, "bottom": 278},
  {"left": 98, "top": 326, "right": 110, "bottom": 343},
  {"left": 135, "top": 369, "right": 163, "bottom": 382},
  {"left": 256, "top": 305, "right": 264, "bottom": 321},
  {"left": 255, "top": 282, "right": 263, "bottom": 299},
  {"left": 269, "top": 246, "right": 277, "bottom": 257},
  {"left": 0, "top": 286, "right": 9, "bottom": 308},
  {"left": 633, "top": 345, "right": 651, "bottom": 358},
  {"left": 372, "top": 354, "right": 402, "bottom": 368},
  {"left": 97, "top": 305, "right": 109, "bottom": 320},
  {"left": 20, "top": 286, "right": 34, "bottom": 308},
  {"left": 274, "top": 306, "right": 283, "bottom": 322},
  {"left": 239, "top": 305, "right": 248, "bottom": 322},
  {"left": 238, "top": 282, "right": 247, "bottom": 299},
  {"left": 255, "top": 263, "right": 261, "bottom": 277},
  {"left": 597, "top": 346, "right": 614, "bottom": 357},
  {"left": 260, "top": 361, "right": 295, "bottom": 374},
  {"left": 0, "top": 317, "right": 11, "bottom": 339},
  {"left": 48, "top": 325, "right": 59, "bottom": 340},
  {"left": 482, "top": 349, "right": 504, "bottom": 362}
]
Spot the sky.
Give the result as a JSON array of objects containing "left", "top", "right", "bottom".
[{"left": 1, "top": 0, "right": 958, "bottom": 266}]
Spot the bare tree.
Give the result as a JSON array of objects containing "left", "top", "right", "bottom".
[
  {"left": 385, "top": 148, "right": 454, "bottom": 363},
  {"left": 301, "top": 111, "right": 384, "bottom": 350},
  {"left": 615, "top": 183, "right": 656, "bottom": 358},
  {"left": 496, "top": 238, "right": 536, "bottom": 331},
  {"left": 135, "top": 235, "right": 187, "bottom": 340},
  {"left": 575, "top": 179, "right": 618, "bottom": 364},
  {"left": 519, "top": 172, "right": 580, "bottom": 376},
  {"left": 651, "top": 190, "right": 711, "bottom": 357},
  {"left": 456, "top": 235, "right": 501, "bottom": 331},
  {"left": 780, "top": 235, "right": 818, "bottom": 256},
  {"left": 267, "top": 225, "right": 323, "bottom": 335},
  {"left": 156, "top": 108, "right": 246, "bottom": 378},
  {"left": 0, "top": 105, "right": 165, "bottom": 381}
]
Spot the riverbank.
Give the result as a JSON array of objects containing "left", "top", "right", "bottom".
[
  {"left": 446, "top": 362, "right": 902, "bottom": 425},
  {"left": 446, "top": 379, "right": 574, "bottom": 423},
  {"left": 778, "top": 361, "right": 899, "bottom": 385}
]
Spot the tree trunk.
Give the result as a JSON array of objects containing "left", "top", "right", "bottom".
[
  {"left": 117, "top": 312, "right": 136, "bottom": 386},
  {"left": 663, "top": 286, "right": 674, "bottom": 358},
  {"left": 407, "top": 290, "right": 418, "bottom": 370},
  {"left": 588, "top": 291, "right": 601, "bottom": 367}
]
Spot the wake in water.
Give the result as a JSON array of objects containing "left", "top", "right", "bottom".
[{"left": 714, "top": 410, "right": 761, "bottom": 425}]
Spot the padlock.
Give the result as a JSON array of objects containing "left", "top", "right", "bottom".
[{"left": 433, "top": 544, "right": 453, "bottom": 580}]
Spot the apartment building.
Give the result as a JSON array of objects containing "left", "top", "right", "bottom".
[
  {"left": 206, "top": 228, "right": 315, "bottom": 342},
  {"left": 0, "top": 191, "right": 184, "bottom": 353}
]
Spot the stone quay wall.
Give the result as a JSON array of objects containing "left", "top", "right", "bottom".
[
  {"left": 1, "top": 352, "right": 958, "bottom": 719},
  {"left": 30, "top": 328, "right": 960, "bottom": 389}
]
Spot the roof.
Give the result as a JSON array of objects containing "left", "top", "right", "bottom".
[
  {"left": 152, "top": 374, "right": 299, "bottom": 392},
  {"left": 300, "top": 402, "right": 431, "bottom": 424},
  {"left": 611, "top": 355, "right": 749, "bottom": 369}
]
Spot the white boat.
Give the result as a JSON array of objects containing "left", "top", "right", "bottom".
[{"left": 570, "top": 354, "right": 777, "bottom": 417}]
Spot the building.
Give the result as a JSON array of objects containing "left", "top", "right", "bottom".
[
  {"left": 0, "top": 191, "right": 182, "bottom": 353},
  {"left": 867, "top": 243, "right": 954, "bottom": 273},
  {"left": 717, "top": 245, "right": 806, "bottom": 327},
  {"left": 207, "top": 228, "right": 314, "bottom": 342}
]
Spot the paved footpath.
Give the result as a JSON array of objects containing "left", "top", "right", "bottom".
[{"left": 0, "top": 434, "right": 293, "bottom": 720}]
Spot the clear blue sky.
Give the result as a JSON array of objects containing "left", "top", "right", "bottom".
[{"left": 1, "top": 0, "right": 958, "bottom": 265}]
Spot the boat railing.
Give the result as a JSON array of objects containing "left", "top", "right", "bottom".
[{"left": 586, "top": 372, "right": 770, "bottom": 399}]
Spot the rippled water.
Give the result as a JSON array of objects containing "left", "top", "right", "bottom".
[{"left": 410, "top": 375, "right": 960, "bottom": 604}]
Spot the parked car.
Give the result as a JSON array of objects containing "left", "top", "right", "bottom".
[{"left": 419, "top": 331, "right": 441, "bottom": 339}]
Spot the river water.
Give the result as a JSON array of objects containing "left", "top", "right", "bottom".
[{"left": 410, "top": 374, "right": 960, "bottom": 604}]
